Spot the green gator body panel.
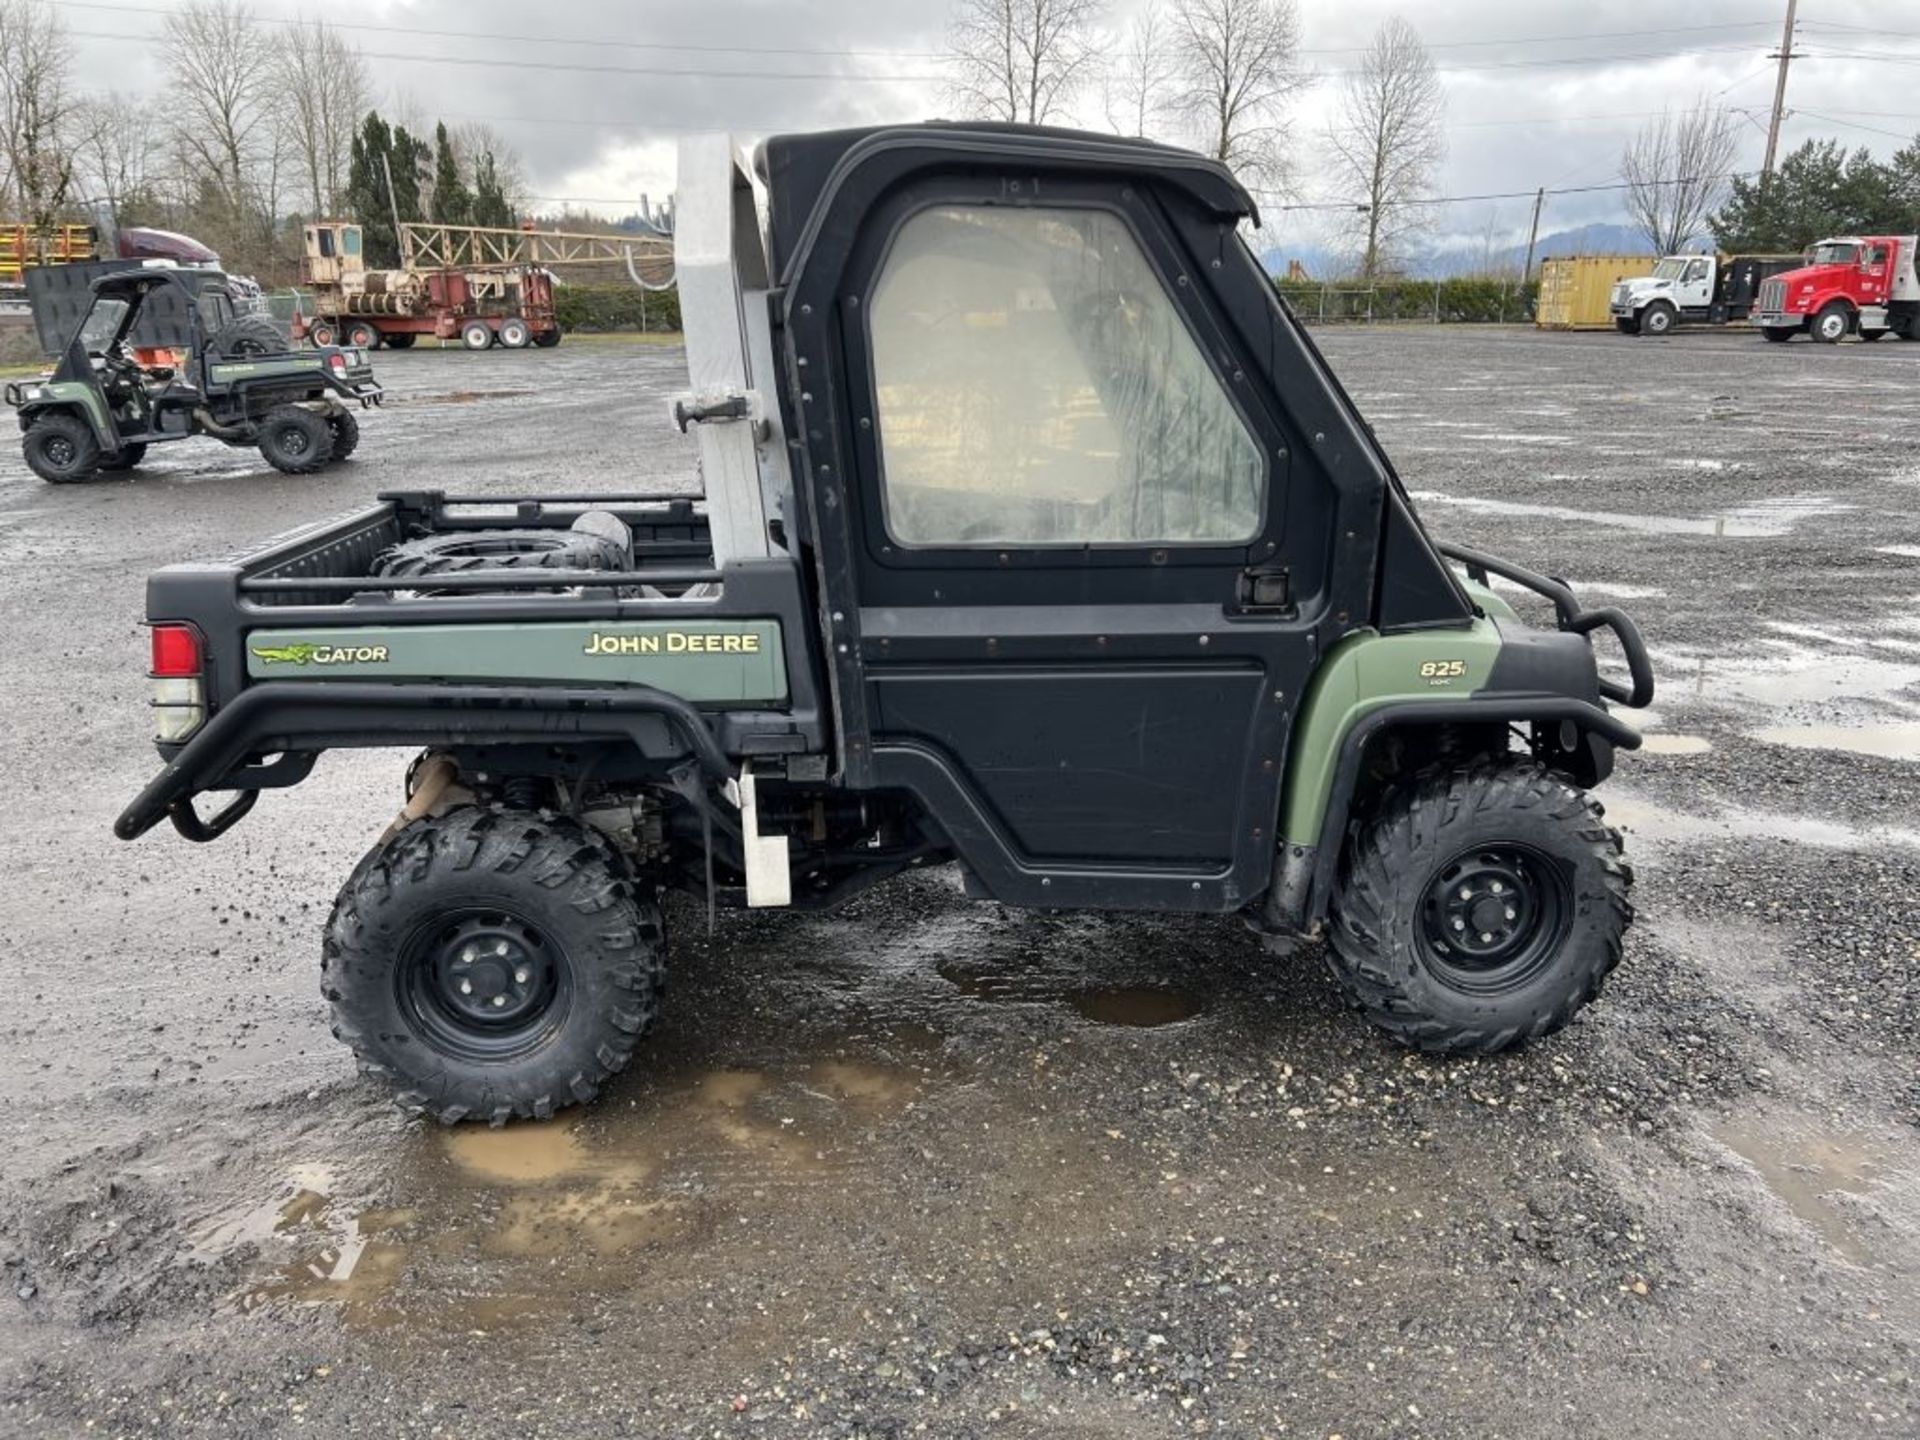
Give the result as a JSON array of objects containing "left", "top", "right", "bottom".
[
  {"left": 1280, "top": 621, "right": 1505, "bottom": 845},
  {"left": 246, "top": 619, "right": 787, "bottom": 703},
  {"left": 207, "top": 355, "right": 346, "bottom": 385},
  {"left": 20, "top": 380, "right": 114, "bottom": 448}
]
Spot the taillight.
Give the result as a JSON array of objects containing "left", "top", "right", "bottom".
[
  {"left": 148, "top": 622, "right": 206, "bottom": 742},
  {"left": 328, "top": 352, "right": 347, "bottom": 374},
  {"left": 151, "top": 623, "right": 201, "bottom": 676}
]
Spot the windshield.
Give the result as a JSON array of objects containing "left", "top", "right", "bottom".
[
  {"left": 1652, "top": 259, "right": 1688, "bottom": 280},
  {"left": 79, "top": 296, "right": 132, "bottom": 354},
  {"left": 1809, "top": 242, "right": 1859, "bottom": 265}
]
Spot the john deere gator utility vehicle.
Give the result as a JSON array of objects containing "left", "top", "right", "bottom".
[
  {"left": 115, "top": 127, "right": 1653, "bottom": 1125},
  {"left": 7, "top": 265, "right": 380, "bottom": 482}
]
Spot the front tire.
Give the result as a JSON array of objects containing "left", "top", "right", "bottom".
[
  {"left": 1639, "top": 301, "right": 1676, "bottom": 337},
  {"left": 1812, "top": 302, "right": 1852, "bottom": 344},
  {"left": 257, "top": 405, "right": 335, "bottom": 474},
  {"left": 1327, "top": 762, "right": 1632, "bottom": 1055},
  {"left": 323, "top": 808, "right": 666, "bottom": 1125},
  {"left": 1761, "top": 325, "right": 1796, "bottom": 343},
  {"left": 23, "top": 412, "right": 101, "bottom": 483}
]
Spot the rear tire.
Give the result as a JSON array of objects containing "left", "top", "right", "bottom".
[
  {"left": 326, "top": 407, "right": 360, "bottom": 461},
  {"left": 1761, "top": 326, "right": 1796, "bottom": 343},
  {"left": 383, "top": 332, "right": 417, "bottom": 349},
  {"left": 1639, "top": 301, "right": 1676, "bottom": 337},
  {"left": 257, "top": 405, "right": 335, "bottom": 474},
  {"left": 308, "top": 320, "right": 337, "bottom": 348},
  {"left": 323, "top": 807, "right": 666, "bottom": 1125},
  {"left": 23, "top": 412, "right": 100, "bottom": 483},
  {"left": 344, "top": 320, "right": 381, "bottom": 351},
  {"left": 533, "top": 328, "right": 562, "bottom": 348},
  {"left": 1812, "top": 301, "right": 1851, "bottom": 344},
  {"left": 99, "top": 441, "right": 148, "bottom": 472},
  {"left": 461, "top": 319, "right": 494, "bottom": 350},
  {"left": 1859, "top": 328, "right": 1886, "bottom": 343},
  {"left": 498, "top": 315, "right": 532, "bottom": 349},
  {"left": 1327, "top": 761, "right": 1632, "bottom": 1055}
]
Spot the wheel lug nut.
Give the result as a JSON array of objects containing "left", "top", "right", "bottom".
[
  {"left": 1505, "top": 908, "right": 1517, "bottom": 921},
  {"left": 1490, "top": 881, "right": 1504, "bottom": 894},
  {"left": 496, "top": 941, "right": 510, "bottom": 956},
  {"left": 461, "top": 946, "right": 476, "bottom": 962},
  {"left": 492, "top": 994, "right": 507, "bottom": 1008},
  {"left": 1479, "top": 932, "right": 1493, "bottom": 943},
  {"left": 514, "top": 968, "right": 529, "bottom": 984},
  {"left": 1452, "top": 918, "right": 1466, "bottom": 931},
  {"left": 1458, "top": 886, "right": 1472, "bottom": 899},
  {"left": 459, "top": 979, "right": 472, "bottom": 995}
]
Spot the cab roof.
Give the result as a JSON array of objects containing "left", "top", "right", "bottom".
[{"left": 755, "top": 121, "right": 1258, "bottom": 282}]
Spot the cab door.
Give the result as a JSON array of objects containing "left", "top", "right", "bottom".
[{"left": 825, "top": 180, "right": 1320, "bottom": 910}]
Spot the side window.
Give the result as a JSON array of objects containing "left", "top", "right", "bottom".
[
  {"left": 1685, "top": 260, "right": 1707, "bottom": 283},
  {"left": 317, "top": 228, "right": 335, "bottom": 258},
  {"left": 867, "top": 205, "right": 1265, "bottom": 548},
  {"left": 341, "top": 227, "right": 362, "bottom": 258}
]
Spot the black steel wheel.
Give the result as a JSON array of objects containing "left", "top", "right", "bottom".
[
  {"left": 1327, "top": 761, "right": 1632, "bottom": 1054},
  {"left": 325, "top": 807, "right": 666, "bottom": 1125},
  {"left": 22, "top": 412, "right": 101, "bottom": 484},
  {"left": 257, "top": 405, "right": 335, "bottom": 474},
  {"left": 532, "top": 328, "right": 562, "bottom": 348},
  {"left": 396, "top": 909, "right": 571, "bottom": 1063},
  {"left": 1416, "top": 844, "right": 1572, "bottom": 996}
]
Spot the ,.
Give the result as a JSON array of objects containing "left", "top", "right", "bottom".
[{"left": 113, "top": 124, "right": 1654, "bottom": 1128}]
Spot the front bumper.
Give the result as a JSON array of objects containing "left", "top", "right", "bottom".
[
  {"left": 1438, "top": 541, "right": 1655, "bottom": 710},
  {"left": 1753, "top": 312, "right": 1801, "bottom": 329}
]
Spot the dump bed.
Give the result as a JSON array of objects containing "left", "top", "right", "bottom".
[{"left": 120, "top": 488, "right": 829, "bottom": 841}]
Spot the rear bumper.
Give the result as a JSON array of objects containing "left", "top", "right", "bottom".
[{"left": 115, "top": 681, "right": 737, "bottom": 843}]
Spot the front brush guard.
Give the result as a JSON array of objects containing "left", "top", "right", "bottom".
[{"left": 1438, "top": 542, "right": 1655, "bottom": 709}]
